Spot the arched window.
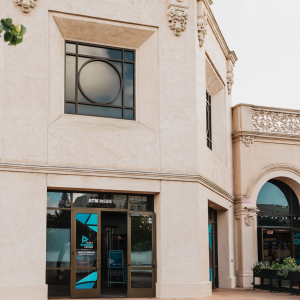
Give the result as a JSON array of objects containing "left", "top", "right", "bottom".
[{"left": 257, "top": 179, "right": 299, "bottom": 227}]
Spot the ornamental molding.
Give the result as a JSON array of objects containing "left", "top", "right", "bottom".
[
  {"left": 197, "top": 9, "right": 208, "bottom": 47},
  {"left": 234, "top": 163, "right": 300, "bottom": 203},
  {"left": 15, "top": 0, "right": 37, "bottom": 13},
  {"left": 0, "top": 162, "right": 234, "bottom": 203},
  {"left": 242, "top": 135, "right": 254, "bottom": 147},
  {"left": 167, "top": 6, "right": 189, "bottom": 36},
  {"left": 252, "top": 109, "right": 300, "bottom": 135},
  {"left": 234, "top": 208, "right": 259, "bottom": 226}
]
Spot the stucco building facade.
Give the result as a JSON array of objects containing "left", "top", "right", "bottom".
[{"left": 1, "top": 0, "right": 300, "bottom": 300}]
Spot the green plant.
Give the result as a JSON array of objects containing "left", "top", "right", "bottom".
[
  {"left": 0, "top": 18, "right": 26, "bottom": 46},
  {"left": 251, "top": 261, "right": 270, "bottom": 273},
  {"left": 277, "top": 257, "right": 297, "bottom": 278},
  {"left": 272, "top": 263, "right": 281, "bottom": 270}
]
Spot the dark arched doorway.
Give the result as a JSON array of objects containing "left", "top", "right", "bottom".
[{"left": 257, "top": 179, "right": 300, "bottom": 264}]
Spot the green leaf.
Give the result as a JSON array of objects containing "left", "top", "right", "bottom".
[
  {"left": 16, "top": 37, "right": 23, "bottom": 44},
  {"left": 10, "top": 25, "right": 18, "bottom": 36},
  {"left": 4, "top": 31, "right": 12, "bottom": 42},
  {"left": 9, "top": 35, "right": 18, "bottom": 46},
  {"left": 0, "top": 19, "right": 10, "bottom": 31},
  {"left": 5, "top": 18, "right": 12, "bottom": 26},
  {"left": 19, "top": 25, "right": 26, "bottom": 37}
]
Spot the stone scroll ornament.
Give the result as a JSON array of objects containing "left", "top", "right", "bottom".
[
  {"left": 197, "top": 10, "right": 208, "bottom": 47},
  {"left": 227, "top": 72, "right": 234, "bottom": 95},
  {"left": 167, "top": 6, "right": 189, "bottom": 36},
  {"left": 252, "top": 109, "right": 300, "bottom": 135},
  {"left": 15, "top": 0, "right": 37, "bottom": 13}
]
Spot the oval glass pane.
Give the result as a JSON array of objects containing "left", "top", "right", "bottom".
[{"left": 80, "top": 61, "right": 121, "bottom": 103}]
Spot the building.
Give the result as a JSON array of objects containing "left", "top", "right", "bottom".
[{"left": 1, "top": 1, "right": 300, "bottom": 300}]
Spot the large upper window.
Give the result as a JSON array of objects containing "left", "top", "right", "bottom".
[{"left": 65, "top": 42, "right": 135, "bottom": 120}]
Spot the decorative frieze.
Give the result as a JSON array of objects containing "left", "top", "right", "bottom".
[
  {"left": 242, "top": 135, "right": 254, "bottom": 147},
  {"left": 252, "top": 109, "right": 300, "bottom": 135},
  {"left": 15, "top": 0, "right": 38, "bottom": 13},
  {"left": 167, "top": 6, "right": 189, "bottom": 36}
]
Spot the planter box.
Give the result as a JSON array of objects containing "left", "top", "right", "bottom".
[
  {"left": 254, "top": 269, "right": 271, "bottom": 278},
  {"left": 253, "top": 270, "right": 300, "bottom": 294}
]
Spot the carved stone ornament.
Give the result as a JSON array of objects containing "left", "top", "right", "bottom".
[
  {"left": 15, "top": 0, "right": 37, "bottom": 13},
  {"left": 227, "top": 72, "right": 234, "bottom": 95},
  {"left": 245, "top": 213, "right": 254, "bottom": 226},
  {"left": 243, "top": 135, "right": 254, "bottom": 147},
  {"left": 245, "top": 208, "right": 259, "bottom": 226},
  {"left": 197, "top": 10, "right": 208, "bottom": 47},
  {"left": 252, "top": 109, "right": 300, "bottom": 135},
  {"left": 167, "top": 6, "right": 189, "bottom": 36}
]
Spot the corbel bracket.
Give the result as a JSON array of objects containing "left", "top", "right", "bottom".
[{"left": 245, "top": 207, "right": 260, "bottom": 226}]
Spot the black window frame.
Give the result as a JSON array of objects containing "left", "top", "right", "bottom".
[
  {"left": 65, "top": 41, "right": 136, "bottom": 120},
  {"left": 206, "top": 91, "right": 212, "bottom": 150}
]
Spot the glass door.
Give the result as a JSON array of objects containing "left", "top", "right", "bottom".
[
  {"left": 127, "top": 213, "right": 156, "bottom": 297},
  {"left": 71, "top": 211, "right": 100, "bottom": 298}
]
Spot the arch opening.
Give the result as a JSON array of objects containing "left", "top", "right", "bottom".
[{"left": 257, "top": 179, "right": 300, "bottom": 264}]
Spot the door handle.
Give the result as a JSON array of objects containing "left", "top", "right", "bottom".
[{"left": 152, "top": 260, "right": 156, "bottom": 268}]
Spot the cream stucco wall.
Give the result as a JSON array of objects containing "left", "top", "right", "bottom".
[
  {"left": 0, "top": 0, "right": 236, "bottom": 299},
  {"left": 232, "top": 104, "right": 300, "bottom": 288}
]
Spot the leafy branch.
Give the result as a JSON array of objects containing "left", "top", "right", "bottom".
[{"left": 0, "top": 18, "right": 26, "bottom": 46}]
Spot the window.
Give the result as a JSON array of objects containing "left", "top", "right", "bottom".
[
  {"left": 257, "top": 180, "right": 299, "bottom": 227},
  {"left": 65, "top": 42, "right": 135, "bottom": 120},
  {"left": 206, "top": 91, "right": 212, "bottom": 150}
]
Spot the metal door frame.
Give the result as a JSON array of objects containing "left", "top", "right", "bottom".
[
  {"left": 71, "top": 210, "right": 101, "bottom": 298},
  {"left": 127, "top": 211, "right": 156, "bottom": 298}
]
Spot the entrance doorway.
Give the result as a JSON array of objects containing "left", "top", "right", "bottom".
[
  {"left": 46, "top": 191, "right": 156, "bottom": 299},
  {"left": 208, "top": 207, "right": 218, "bottom": 289}
]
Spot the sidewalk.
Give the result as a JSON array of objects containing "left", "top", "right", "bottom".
[
  {"left": 58, "top": 288, "right": 300, "bottom": 300},
  {"left": 207, "top": 288, "right": 300, "bottom": 299}
]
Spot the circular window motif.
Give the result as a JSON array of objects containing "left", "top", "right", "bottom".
[
  {"left": 79, "top": 60, "right": 121, "bottom": 104},
  {"left": 295, "top": 238, "right": 300, "bottom": 245}
]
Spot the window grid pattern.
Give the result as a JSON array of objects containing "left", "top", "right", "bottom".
[
  {"left": 206, "top": 91, "right": 212, "bottom": 150},
  {"left": 65, "top": 41, "right": 135, "bottom": 120}
]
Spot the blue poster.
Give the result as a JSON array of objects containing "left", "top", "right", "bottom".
[{"left": 109, "top": 250, "right": 123, "bottom": 268}]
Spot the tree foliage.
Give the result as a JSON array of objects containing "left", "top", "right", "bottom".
[{"left": 0, "top": 18, "right": 26, "bottom": 46}]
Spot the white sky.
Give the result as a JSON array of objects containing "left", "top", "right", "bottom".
[{"left": 211, "top": 0, "right": 300, "bottom": 110}]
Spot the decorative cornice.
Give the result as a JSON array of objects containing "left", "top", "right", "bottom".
[
  {"left": 201, "top": 0, "right": 238, "bottom": 65},
  {"left": 167, "top": 6, "right": 189, "bottom": 36},
  {"left": 242, "top": 135, "right": 254, "bottom": 147},
  {"left": 252, "top": 109, "right": 300, "bottom": 135},
  {"left": 15, "top": 0, "right": 37, "bottom": 13},
  {"left": 0, "top": 162, "right": 234, "bottom": 202},
  {"left": 232, "top": 130, "right": 300, "bottom": 146}
]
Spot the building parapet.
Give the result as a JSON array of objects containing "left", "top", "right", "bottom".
[{"left": 232, "top": 104, "right": 300, "bottom": 146}]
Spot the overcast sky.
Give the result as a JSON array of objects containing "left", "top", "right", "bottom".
[{"left": 211, "top": 0, "right": 300, "bottom": 110}]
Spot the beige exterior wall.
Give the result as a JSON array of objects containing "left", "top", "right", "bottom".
[
  {"left": 0, "top": 0, "right": 237, "bottom": 299},
  {"left": 232, "top": 104, "right": 300, "bottom": 288}
]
